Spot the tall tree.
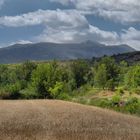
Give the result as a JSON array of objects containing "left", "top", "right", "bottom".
[
  {"left": 94, "top": 64, "right": 107, "bottom": 89},
  {"left": 70, "top": 60, "right": 90, "bottom": 88}
]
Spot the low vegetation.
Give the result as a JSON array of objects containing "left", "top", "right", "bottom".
[{"left": 0, "top": 57, "right": 140, "bottom": 116}]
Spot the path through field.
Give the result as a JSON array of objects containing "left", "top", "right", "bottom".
[{"left": 0, "top": 100, "right": 140, "bottom": 140}]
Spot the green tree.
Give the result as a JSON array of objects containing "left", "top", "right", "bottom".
[
  {"left": 70, "top": 60, "right": 90, "bottom": 88},
  {"left": 125, "top": 65, "right": 140, "bottom": 89},
  {"left": 31, "top": 61, "right": 62, "bottom": 98},
  {"left": 118, "top": 61, "right": 128, "bottom": 86},
  {"left": 17, "top": 61, "right": 37, "bottom": 82},
  {"left": 94, "top": 57, "right": 119, "bottom": 90},
  {"left": 94, "top": 64, "right": 107, "bottom": 89},
  {"left": 0, "top": 65, "right": 9, "bottom": 85}
]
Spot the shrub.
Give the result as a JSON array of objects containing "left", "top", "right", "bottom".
[
  {"left": 57, "top": 93, "right": 71, "bottom": 100},
  {"left": 115, "top": 87, "right": 124, "bottom": 96},
  {"left": 89, "top": 98, "right": 110, "bottom": 108},
  {"left": 20, "top": 88, "right": 39, "bottom": 99},
  {"left": 7, "top": 82, "right": 22, "bottom": 99},
  {"left": 111, "top": 95, "right": 121, "bottom": 104},
  {"left": 126, "top": 97, "right": 138, "bottom": 105},
  {"left": 99, "top": 99, "right": 111, "bottom": 108},
  {"left": 0, "top": 87, "right": 11, "bottom": 99},
  {"left": 133, "top": 88, "right": 140, "bottom": 95},
  {"left": 123, "top": 97, "right": 140, "bottom": 114},
  {"left": 77, "top": 97, "right": 88, "bottom": 105},
  {"left": 49, "top": 82, "right": 64, "bottom": 99}
]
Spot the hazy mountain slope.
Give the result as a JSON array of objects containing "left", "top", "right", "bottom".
[
  {"left": 0, "top": 41, "right": 135, "bottom": 63},
  {"left": 112, "top": 51, "right": 140, "bottom": 64},
  {"left": 0, "top": 100, "right": 140, "bottom": 140}
]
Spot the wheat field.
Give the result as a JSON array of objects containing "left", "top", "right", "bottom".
[{"left": 0, "top": 100, "right": 140, "bottom": 140}]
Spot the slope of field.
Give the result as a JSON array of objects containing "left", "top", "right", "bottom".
[{"left": 0, "top": 100, "right": 140, "bottom": 140}]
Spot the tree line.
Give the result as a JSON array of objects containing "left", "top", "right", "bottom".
[{"left": 0, "top": 57, "right": 140, "bottom": 99}]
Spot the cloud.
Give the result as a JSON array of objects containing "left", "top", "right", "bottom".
[
  {"left": 96, "top": 9, "right": 140, "bottom": 24},
  {"left": 0, "top": 40, "right": 32, "bottom": 48},
  {"left": 14, "top": 40, "right": 32, "bottom": 44},
  {"left": 50, "top": 0, "right": 140, "bottom": 24},
  {"left": 0, "top": 8, "right": 119, "bottom": 44},
  {"left": 35, "top": 25, "right": 140, "bottom": 50},
  {"left": 0, "top": 9, "right": 88, "bottom": 29},
  {"left": 35, "top": 25, "right": 119, "bottom": 44},
  {"left": 0, "top": 8, "right": 139, "bottom": 50},
  {"left": 120, "top": 27, "right": 140, "bottom": 50}
]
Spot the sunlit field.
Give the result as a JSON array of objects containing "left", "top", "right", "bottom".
[{"left": 0, "top": 100, "right": 140, "bottom": 140}]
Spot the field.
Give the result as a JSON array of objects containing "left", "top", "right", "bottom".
[{"left": 0, "top": 100, "right": 140, "bottom": 140}]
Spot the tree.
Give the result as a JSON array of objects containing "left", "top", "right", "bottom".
[
  {"left": 17, "top": 61, "right": 37, "bottom": 82},
  {"left": 125, "top": 65, "right": 140, "bottom": 89},
  {"left": 118, "top": 61, "right": 128, "bottom": 86},
  {"left": 0, "top": 65, "right": 9, "bottom": 85},
  {"left": 70, "top": 60, "right": 90, "bottom": 88},
  {"left": 94, "top": 64, "right": 107, "bottom": 89},
  {"left": 31, "top": 61, "right": 62, "bottom": 98},
  {"left": 94, "top": 57, "right": 119, "bottom": 90}
]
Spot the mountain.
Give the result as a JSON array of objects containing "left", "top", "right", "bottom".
[{"left": 0, "top": 41, "right": 135, "bottom": 63}]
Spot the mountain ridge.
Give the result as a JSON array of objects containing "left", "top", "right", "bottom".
[{"left": 0, "top": 41, "right": 135, "bottom": 64}]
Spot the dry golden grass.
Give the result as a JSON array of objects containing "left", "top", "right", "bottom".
[{"left": 0, "top": 100, "right": 140, "bottom": 140}]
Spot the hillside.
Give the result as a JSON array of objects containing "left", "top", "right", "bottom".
[
  {"left": 112, "top": 51, "right": 140, "bottom": 64},
  {"left": 92, "top": 51, "right": 140, "bottom": 65},
  {"left": 0, "top": 100, "right": 140, "bottom": 140},
  {"left": 0, "top": 41, "right": 135, "bottom": 63}
]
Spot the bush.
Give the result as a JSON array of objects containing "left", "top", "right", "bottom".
[
  {"left": 111, "top": 95, "right": 121, "bottom": 104},
  {"left": 57, "top": 93, "right": 71, "bottom": 100},
  {"left": 89, "top": 98, "right": 110, "bottom": 108},
  {"left": 7, "top": 82, "right": 22, "bottom": 99},
  {"left": 49, "top": 82, "right": 64, "bottom": 99},
  {"left": 126, "top": 97, "right": 138, "bottom": 105},
  {"left": 0, "top": 87, "right": 11, "bottom": 99},
  {"left": 77, "top": 97, "right": 88, "bottom": 105},
  {"left": 115, "top": 87, "right": 124, "bottom": 96},
  {"left": 125, "top": 97, "right": 140, "bottom": 114},
  {"left": 20, "top": 88, "right": 39, "bottom": 99},
  {"left": 133, "top": 88, "right": 140, "bottom": 95}
]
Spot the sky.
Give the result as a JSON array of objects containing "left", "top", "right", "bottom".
[{"left": 0, "top": 0, "right": 140, "bottom": 50}]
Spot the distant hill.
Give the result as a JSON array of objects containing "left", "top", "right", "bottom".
[
  {"left": 92, "top": 51, "right": 140, "bottom": 65},
  {"left": 0, "top": 41, "right": 135, "bottom": 64},
  {"left": 112, "top": 51, "right": 140, "bottom": 64}
]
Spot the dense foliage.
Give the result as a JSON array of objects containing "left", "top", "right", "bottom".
[{"left": 0, "top": 57, "right": 140, "bottom": 115}]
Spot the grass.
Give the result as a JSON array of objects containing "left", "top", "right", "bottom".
[
  {"left": 0, "top": 100, "right": 140, "bottom": 140},
  {"left": 70, "top": 88, "right": 140, "bottom": 116}
]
